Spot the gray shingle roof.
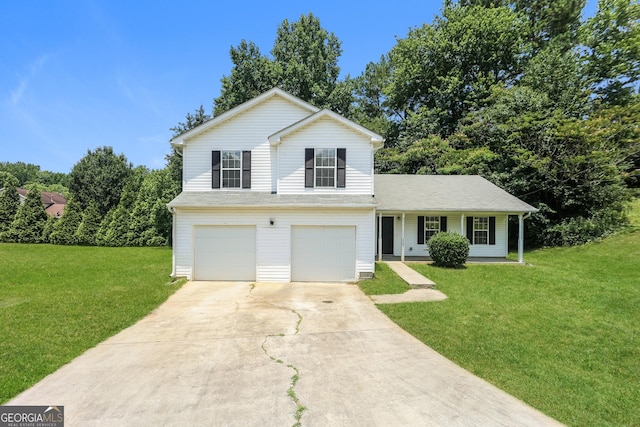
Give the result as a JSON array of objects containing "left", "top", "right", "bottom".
[
  {"left": 374, "top": 174, "right": 537, "bottom": 213},
  {"left": 168, "top": 175, "right": 537, "bottom": 213},
  {"left": 168, "top": 191, "right": 377, "bottom": 209}
]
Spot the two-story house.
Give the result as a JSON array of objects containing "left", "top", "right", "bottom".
[{"left": 168, "top": 88, "right": 537, "bottom": 282}]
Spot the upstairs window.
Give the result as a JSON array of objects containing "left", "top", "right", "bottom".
[
  {"left": 315, "top": 148, "right": 336, "bottom": 187},
  {"left": 222, "top": 150, "right": 241, "bottom": 188},
  {"left": 305, "top": 148, "right": 346, "bottom": 188},
  {"left": 211, "top": 150, "right": 251, "bottom": 189}
]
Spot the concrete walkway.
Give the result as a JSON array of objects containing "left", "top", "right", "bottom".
[
  {"left": 10, "top": 282, "right": 562, "bottom": 426},
  {"left": 386, "top": 261, "right": 436, "bottom": 288}
]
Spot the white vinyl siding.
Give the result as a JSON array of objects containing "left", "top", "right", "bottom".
[
  {"left": 386, "top": 213, "right": 508, "bottom": 258},
  {"left": 277, "top": 117, "right": 374, "bottom": 194},
  {"left": 173, "top": 208, "right": 375, "bottom": 282},
  {"left": 182, "top": 96, "right": 312, "bottom": 192}
]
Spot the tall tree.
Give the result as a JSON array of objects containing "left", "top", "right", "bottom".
[
  {"left": 214, "top": 41, "right": 279, "bottom": 116},
  {"left": 387, "top": 5, "right": 529, "bottom": 139},
  {"left": 271, "top": 12, "right": 342, "bottom": 108},
  {"left": 2, "top": 184, "right": 48, "bottom": 243},
  {"left": 581, "top": 0, "right": 640, "bottom": 105},
  {"left": 68, "top": 146, "right": 132, "bottom": 216},
  {"left": 212, "top": 13, "right": 347, "bottom": 115},
  {"left": 447, "top": 0, "right": 586, "bottom": 51}
]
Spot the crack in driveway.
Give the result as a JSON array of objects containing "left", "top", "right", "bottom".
[{"left": 260, "top": 307, "right": 305, "bottom": 427}]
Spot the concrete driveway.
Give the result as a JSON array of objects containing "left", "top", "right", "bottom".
[{"left": 9, "top": 282, "right": 562, "bottom": 426}]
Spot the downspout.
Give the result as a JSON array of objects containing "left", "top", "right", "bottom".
[{"left": 167, "top": 205, "right": 177, "bottom": 277}]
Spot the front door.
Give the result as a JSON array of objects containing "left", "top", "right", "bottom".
[{"left": 382, "top": 216, "right": 394, "bottom": 254}]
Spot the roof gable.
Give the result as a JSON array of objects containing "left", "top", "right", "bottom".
[
  {"left": 268, "top": 109, "right": 384, "bottom": 148},
  {"left": 171, "top": 88, "right": 319, "bottom": 146}
]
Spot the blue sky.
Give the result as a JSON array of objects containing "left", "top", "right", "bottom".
[{"left": 1, "top": 1, "right": 599, "bottom": 174}]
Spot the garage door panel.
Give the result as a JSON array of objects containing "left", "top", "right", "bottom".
[
  {"left": 291, "top": 226, "right": 356, "bottom": 282},
  {"left": 193, "top": 226, "right": 256, "bottom": 281}
]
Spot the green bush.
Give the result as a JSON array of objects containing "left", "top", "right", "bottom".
[{"left": 427, "top": 231, "right": 470, "bottom": 268}]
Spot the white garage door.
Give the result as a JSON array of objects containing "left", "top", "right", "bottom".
[
  {"left": 291, "top": 226, "right": 356, "bottom": 282},
  {"left": 193, "top": 226, "right": 256, "bottom": 281}
]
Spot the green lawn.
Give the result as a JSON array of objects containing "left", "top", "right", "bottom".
[
  {"left": 0, "top": 244, "right": 184, "bottom": 403},
  {"left": 370, "top": 207, "right": 640, "bottom": 426}
]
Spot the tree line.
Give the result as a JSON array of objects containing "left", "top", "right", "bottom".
[
  {"left": 2, "top": 0, "right": 639, "bottom": 248},
  {"left": 0, "top": 149, "right": 177, "bottom": 246}
]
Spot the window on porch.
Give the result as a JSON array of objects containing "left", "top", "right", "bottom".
[
  {"left": 473, "top": 217, "right": 489, "bottom": 245},
  {"left": 424, "top": 216, "right": 440, "bottom": 242}
]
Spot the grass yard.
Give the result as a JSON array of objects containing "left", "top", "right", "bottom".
[
  {"left": 0, "top": 244, "right": 184, "bottom": 403},
  {"left": 367, "top": 204, "right": 640, "bottom": 426}
]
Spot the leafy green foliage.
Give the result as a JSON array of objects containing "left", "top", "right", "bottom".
[
  {"left": 68, "top": 146, "right": 132, "bottom": 216},
  {"left": 2, "top": 185, "right": 48, "bottom": 243},
  {"left": 0, "top": 161, "right": 68, "bottom": 188},
  {"left": 387, "top": 5, "right": 529, "bottom": 137},
  {"left": 427, "top": 231, "right": 470, "bottom": 267},
  {"left": 213, "top": 13, "right": 347, "bottom": 115},
  {"left": 581, "top": 0, "right": 640, "bottom": 105}
]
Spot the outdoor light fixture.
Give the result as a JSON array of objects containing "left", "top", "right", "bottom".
[{"left": 269, "top": 219, "right": 275, "bottom": 226}]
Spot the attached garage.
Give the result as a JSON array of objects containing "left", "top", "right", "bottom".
[
  {"left": 193, "top": 225, "right": 256, "bottom": 281},
  {"left": 291, "top": 225, "right": 356, "bottom": 282}
]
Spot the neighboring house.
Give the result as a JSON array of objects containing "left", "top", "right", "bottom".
[
  {"left": 168, "top": 88, "right": 537, "bottom": 283},
  {"left": 11, "top": 188, "right": 66, "bottom": 217}
]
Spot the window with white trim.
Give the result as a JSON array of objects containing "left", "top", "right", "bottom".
[
  {"left": 315, "top": 148, "right": 336, "bottom": 187},
  {"left": 473, "top": 216, "right": 489, "bottom": 245},
  {"left": 221, "top": 150, "right": 241, "bottom": 188},
  {"left": 424, "top": 216, "right": 440, "bottom": 242}
]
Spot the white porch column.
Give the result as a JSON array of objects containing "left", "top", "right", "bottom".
[
  {"left": 518, "top": 213, "right": 524, "bottom": 263},
  {"left": 460, "top": 214, "right": 465, "bottom": 236},
  {"left": 378, "top": 213, "right": 383, "bottom": 262},
  {"left": 401, "top": 213, "right": 406, "bottom": 261}
]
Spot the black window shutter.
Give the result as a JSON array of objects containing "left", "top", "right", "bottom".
[
  {"left": 305, "top": 148, "right": 314, "bottom": 188},
  {"left": 440, "top": 216, "right": 447, "bottom": 232},
  {"left": 211, "top": 150, "right": 221, "bottom": 189},
  {"left": 242, "top": 150, "right": 251, "bottom": 189},
  {"left": 417, "top": 216, "right": 425, "bottom": 244},
  {"left": 337, "top": 148, "right": 346, "bottom": 188},
  {"left": 466, "top": 216, "right": 474, "bottom": 243},
  {"left": 489, "top": 216, "right": 496, "bottom": 245}
]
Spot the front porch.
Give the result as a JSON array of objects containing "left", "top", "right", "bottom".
[
  {"left": 380, "top": 255, "right": 520, "bottom": 264},
  {"left": 375, "top": 211, "right": 530, "bottom": 264}
]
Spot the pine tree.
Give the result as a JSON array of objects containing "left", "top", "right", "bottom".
[
  {"left": 49, "top": 198, "right": 82, "bottom": 245},
  {"left": 74, "top": 200, "right": 102, "bottom": 245},
  {"left": 3, "top": 184, "right": 48, "bottom": 243},
  {"left": 0, "top": 172, "right": 20, "bottom": 237}
]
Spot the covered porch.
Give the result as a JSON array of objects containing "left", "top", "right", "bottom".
[{"left": 375, "top": 211, "right": 531, "bottom": 263}]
